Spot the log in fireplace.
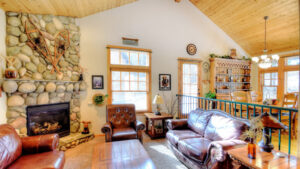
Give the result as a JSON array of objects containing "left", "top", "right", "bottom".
[{"left": 26, "top": 102, "right": 70, "bottom": 137}]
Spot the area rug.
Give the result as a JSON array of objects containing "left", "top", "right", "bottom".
[{"left": 143, "top": 136, "right": 187, "bottom": 169}]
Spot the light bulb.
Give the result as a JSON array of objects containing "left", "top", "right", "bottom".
[
  {"left": 272, "top": 54, "right": 279, "bottom": 60},
  {"left": 261, "top": 55, "right": 267, "bottom": 60},
  {"left": 252, "top": 57, "right": 259, "bottom": 62}
]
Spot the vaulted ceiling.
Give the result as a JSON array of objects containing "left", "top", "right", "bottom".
[
  {"left": 190, "top": 0, "right": 299, "bottom": 56},
  {"left": 0, "top": 0, "right": 136, "bottom": 18},
  {"left": 0, "top": 0, "right": 298, "bottom": 56}
]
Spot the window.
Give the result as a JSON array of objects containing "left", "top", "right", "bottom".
[
  {"left": 182, "top": 64, "right": 199, "bottom": 97},
  {"left": 107, "top": 46, "right": 151, "bottom": 112},
  {"left": 259, "top": 53, "right": 299, "bottom": 102},
  {"left": 285, "top": 71, "right": 299, "bottom": 93},
  {"left": 261, "top": 72, "right": 278, "bottom": 100},
  {"left": 285, "top": 56, "right": 299, "bottom": 66}
]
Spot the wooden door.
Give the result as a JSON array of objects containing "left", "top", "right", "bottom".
[{"left": 178, "top": 58, "right": 202, "bottom": 117}]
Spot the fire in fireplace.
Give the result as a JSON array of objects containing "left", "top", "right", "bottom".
[{"left": 26, "top": 102, "right": 70, "bottom": 137}]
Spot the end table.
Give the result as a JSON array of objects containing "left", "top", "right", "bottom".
[
  {"left": 227, "top": 146, "right": 300, "bottom": 169},
  {"left": 144, "top": 112, "right": 173, "bottom": 139}
]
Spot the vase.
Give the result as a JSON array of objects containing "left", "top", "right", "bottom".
[
  {"left": 248, "top": 139, "right": 256, "bottom": 159},
  {"left": 5, "top": 66, "right": 17, "bottom": 79}
]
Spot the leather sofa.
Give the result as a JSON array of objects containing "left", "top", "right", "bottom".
[
  {"left": 0, "top": 124, "right": 65, "bottom": 169},
  {"left": 166, "top": 109, "right": 249, "bottom": 169},
  {"left": 101, "top": 104, "right": 145, "bottom": 143}
]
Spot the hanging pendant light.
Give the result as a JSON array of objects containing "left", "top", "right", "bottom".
[{"left": 252, "top": 16, "right": 279, "bottom": 69}]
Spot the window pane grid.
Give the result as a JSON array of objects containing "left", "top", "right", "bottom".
[
  {"left": 112, "top": 71, "right": 148, "bottom": 92},
  {"left": 262, "top": 72, "right": 278, "bottom": 100},
  {"left": 110, "top": 49, "right": 149, "bottom": 66}
]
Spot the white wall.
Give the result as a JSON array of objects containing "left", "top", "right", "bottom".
[
  {"left": 0, "top": 9, "right": 7, "bottom": 124},
  {"left": 79, "top": 0, "right": 248, "bottom": 134}
]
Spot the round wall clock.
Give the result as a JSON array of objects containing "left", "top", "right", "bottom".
[{"left": 186, "top": 44, "right": 197, "bottom": 55}]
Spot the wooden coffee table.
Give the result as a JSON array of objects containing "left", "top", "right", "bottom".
[
  {"left": 92, "top": 139, "right": 156, "bottom": 169},
  {"left": 227, "top": 146, "right": 300, "bottom": 169}
]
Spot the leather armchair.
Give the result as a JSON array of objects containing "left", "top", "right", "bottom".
[
  {"left": 0, "top": 124, "right": 65, "bottom": 169},
  {"left": 101, "top": 104, "right": 145, "bottom": 143}
]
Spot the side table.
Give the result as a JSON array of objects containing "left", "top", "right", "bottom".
[
  {"left": 144, "top": 112, "right": 173, "bottom": 139},
  {"left": 227, "top": 146, "right": 300, "bottom": 169}
]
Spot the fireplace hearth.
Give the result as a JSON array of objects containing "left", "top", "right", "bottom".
[{"left": 26, "top": 102, "right": 70, "bottom": 137}]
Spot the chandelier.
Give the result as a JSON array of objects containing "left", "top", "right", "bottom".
[{"left": 252, "top": 16, "right": 279, "bottom": 69}]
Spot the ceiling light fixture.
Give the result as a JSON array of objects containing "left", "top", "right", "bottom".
[{"left": 252, "top": 16, "right": 279, "bottom": 69}]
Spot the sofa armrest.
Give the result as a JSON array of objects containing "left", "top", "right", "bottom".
[
  {"left": 21, "top": 134, "right": 59, "bottom": 154},
  {"left": 208, "top": 139, "right": 246, "bottom": 162},
  {"left": 101, "top": 122, "right": 112, "bottom": 134},
  {"left": 135, "top": 120, "right": 145, "bottom": 131},
  {"left": 166, "top": 119, "right": 188, "bottom": 130}
]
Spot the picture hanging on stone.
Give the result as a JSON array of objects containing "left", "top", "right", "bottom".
[{"left": 92, "top": 75, "right": 104, "bottom": 89}]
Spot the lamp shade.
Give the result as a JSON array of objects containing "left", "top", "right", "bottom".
[{"left": 153, "top": 94, "right": 164, "bottom": 104}]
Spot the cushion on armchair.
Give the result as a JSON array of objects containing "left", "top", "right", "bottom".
[
  {"left": 0, "top": 124, "right": 22, "bottom": 169},
  {"left": 112, "top": 128, "right": 137, "bottom": 140}
]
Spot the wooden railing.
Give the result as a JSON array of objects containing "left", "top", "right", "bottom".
[{"left": 176, "top": 94, "right": 298, "bottom": 154}]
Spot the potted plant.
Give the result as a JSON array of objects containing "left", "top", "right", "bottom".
[
  {"left": 92, "top": 93, "right": 109, "bottom": 106},
  {"left": 240, "top": 116, "right": 264, "bottom": 159},
  {"left": 205, "top": 91, "right": 217, "bottom": 109}
]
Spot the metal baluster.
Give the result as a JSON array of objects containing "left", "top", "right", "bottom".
[
  {"left": 224, "top": 101, "right": 227, "bottom": 113},
  {"left": 246, "top": 105, "right": 249, "bottom": 119},
  {"left": 229, "top": 102, "right": 231, "bottom": 115},
  {"left": 253, "top": 106, "right": 256, "bottom": 118},
  {"left": 269, "top": 108, "right": 272, "bottom": 143},
  {"left": 234, "top": 103, "right": 237, "bottom": 117},
  {"left": 240, "top": 103, "right": 242, "bottom": 118},
  {"left": 288, "top": 110, "right": 291, "bottom": 154},
  {"left": 278, "top": 109, "right": 281, "bottom": 150}
]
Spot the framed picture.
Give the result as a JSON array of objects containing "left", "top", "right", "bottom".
[
  {"left": 92, "top": 75, "right": 104, "bottom": 89},
  {"left": 159, "top": 74, "right": 171, "bottom": 91}
]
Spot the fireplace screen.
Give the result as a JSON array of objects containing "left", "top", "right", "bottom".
[{"left": 26, "top": 102, "right": 70, "bottom": 137}]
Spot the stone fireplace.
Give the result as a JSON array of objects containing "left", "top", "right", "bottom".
[
  {"left": 26, "top": 102, "right": 70, "bottom": 137},
  {"left": 2, "top": 12, "right": 94, "bottom": 150}
]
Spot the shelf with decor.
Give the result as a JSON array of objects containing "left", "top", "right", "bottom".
[{"left": 210, "top": 58, "right": 251, "bottom": 94}]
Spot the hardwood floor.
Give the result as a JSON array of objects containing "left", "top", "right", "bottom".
[{"left": 64, "top": 132, "right": 298, "bottom": 169}]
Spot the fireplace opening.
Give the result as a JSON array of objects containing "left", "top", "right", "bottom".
[{"left": 26, "top": 102, "right": 70, "bottom": 137}]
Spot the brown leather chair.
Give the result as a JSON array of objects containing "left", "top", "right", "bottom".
[
  {"left": 101, "top": 104, "right": 145, "bottom": 143},
  {"left": 166, "top": 109, "right": 249, "bottom": 169},
  {"left": 0, "top": 124, "right": 65, "bottom": 169}
]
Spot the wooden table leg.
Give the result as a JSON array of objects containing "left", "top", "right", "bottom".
[{"left": 151, "top": 119, "right": 155, "bottom": 138}]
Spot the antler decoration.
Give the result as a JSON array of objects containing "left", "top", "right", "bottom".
[{"left": 25, "top": 18, "right": 70, "bottom": 74}]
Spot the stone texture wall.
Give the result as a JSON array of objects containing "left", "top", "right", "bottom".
[{"left": 3, "top": 12, "right": 86, "bottom": 135}]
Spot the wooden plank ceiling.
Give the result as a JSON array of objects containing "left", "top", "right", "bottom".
[
  {"left": 190, "top": 0, "right": 299, "bottom": 56},
  {"left": 0, "top": 0, "right": 137, "bottom": 18}
]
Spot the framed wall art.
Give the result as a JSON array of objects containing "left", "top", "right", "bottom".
[
  {"left": 92, "top": 75, "right": 104, "bottom": 89},
  {"left": 159, "top": 74, "right": 171, "bottom": 91}
]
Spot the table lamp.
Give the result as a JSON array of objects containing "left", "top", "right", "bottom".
[
  {"left": 153, "top": 94, "right": 164, "bottom": 115},
  {"left": 258, "top": 112, "right": 288, "bottom": 152}
]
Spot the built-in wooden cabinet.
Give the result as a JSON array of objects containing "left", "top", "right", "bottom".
[{"left": 210, "top": 58, "right": 251, "bottom": 94}]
